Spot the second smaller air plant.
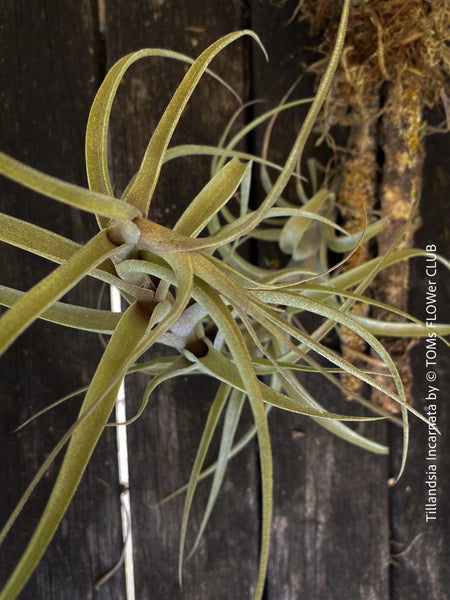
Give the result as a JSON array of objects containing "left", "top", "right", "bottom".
[{"left": 0, "top": 1, "right": 448, "bottom": 598}]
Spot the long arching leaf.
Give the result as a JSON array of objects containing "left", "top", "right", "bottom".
[{"left": 124, "top": 31, "right": 265, "bottom": 216}]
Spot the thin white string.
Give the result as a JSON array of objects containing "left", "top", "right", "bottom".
[{"left": 110, "top": 285, "right": 135, "bottom": 600}]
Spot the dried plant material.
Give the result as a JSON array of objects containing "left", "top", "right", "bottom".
[{"left": 297, "top": 0, "right": 450, "bottom": 133}]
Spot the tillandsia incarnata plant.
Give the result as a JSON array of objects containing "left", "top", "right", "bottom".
[{"left": 0, "top": 1, "right": 449, "bottom": 597}]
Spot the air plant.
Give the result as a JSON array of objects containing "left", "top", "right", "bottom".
[{"left": 0, "top": 1, "right": 448, "bottom": 598}]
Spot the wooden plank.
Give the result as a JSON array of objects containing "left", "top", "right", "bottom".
[
  {"left": 249, "top": 3, "right": 390, "bottom": 598},
  {"left": 389, "top": 132, "right": 450, "bottom": 600},
  {"left": 103, "top": 1, "right": 260, "bottom": 598},
  {"left": 0, "top": 2, "right": 126, "bottom": 598}
]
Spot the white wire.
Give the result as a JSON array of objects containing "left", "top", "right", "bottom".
[{"left": 110, "top": 285, "right": 135, "bottom": 600}]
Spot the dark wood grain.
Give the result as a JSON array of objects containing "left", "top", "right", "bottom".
[
  {"left": 0, "top": 2, "right": 125, "bottom": 598},
  {"left": 250, "top": 3, "right": 390, "bottom": 599},
  {"left": 104, "top": 1, "right": 260, "bottom": 598}
]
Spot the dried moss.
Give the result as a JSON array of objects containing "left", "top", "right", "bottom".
[{"left": 296, "top": 0, "right": 450, "bottom": 136}]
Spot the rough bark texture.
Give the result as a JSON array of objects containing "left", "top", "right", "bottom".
[
  {"left": 337, "top": 113, "right": 379, "bottom": 400},
  {"left": 371, "top": 77, "right": 425, "bottom": 412}
]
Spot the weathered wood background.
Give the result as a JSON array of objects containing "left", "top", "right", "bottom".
[{"left": 1, "top": 1, "right": 449, "bottom": 599}]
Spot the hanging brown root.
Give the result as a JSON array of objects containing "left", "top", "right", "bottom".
[
  {"left": 370, "top": 75, "right": 425, "bottom": 412},
  {"left": 337, "top": 111, "right": 378, "bottom": 400}
]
